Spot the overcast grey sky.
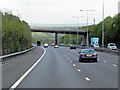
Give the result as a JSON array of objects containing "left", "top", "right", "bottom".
[{"left": 0, "top": 0, "right": 119, "bottom": 26}]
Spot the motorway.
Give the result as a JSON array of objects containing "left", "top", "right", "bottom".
[{"left": 2, "top": 46, "right": 118, "bottom": 88}]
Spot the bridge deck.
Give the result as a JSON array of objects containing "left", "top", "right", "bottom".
[{"left": 31, "top": 29, "right": 87, "bottom": 35}]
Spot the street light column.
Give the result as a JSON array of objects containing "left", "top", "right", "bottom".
[
  {"left": 72, "top": 16, "right": 83, "bottom": 45},
  {"left": 77, "top": 17, "right": 79, "bottom": 45},
  {"left": 86, "top": 10, "right": 89, "bottom": 47},
  {"left": 102, "top": 2, "right": 104, "bottom": 48},
  {"left": 80, "top": 10, "right": 95, "bottom": 47}
]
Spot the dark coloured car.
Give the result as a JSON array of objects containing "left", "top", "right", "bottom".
[
  {"left": 79, "top": 49, "right": 97, "bottom": 62},
  {"left": 37, "top": 41, "right": 41, "bottom": 46},
  {"left": 70, "top": 44, "right": 76, "bottom": 49}
]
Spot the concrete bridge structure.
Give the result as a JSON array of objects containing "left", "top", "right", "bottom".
[{"left": 31, "top": 27, "right": 87, "bottom": 45}]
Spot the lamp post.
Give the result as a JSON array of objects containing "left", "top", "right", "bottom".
[
  {"left": 0, "top": 11, "right": 2, "bottom": 56},
  {"left": 102, "top": 2, "right": 104, "bottom": 48},
  {"left": 80, "top": 10, "right": 95, "bottom": 47},
  {"left": 72, "top": 16, "right": 83, "bottom": 45}
]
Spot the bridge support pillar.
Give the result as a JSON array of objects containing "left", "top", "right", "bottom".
[
  {"left": 55, "top": 32, "right": 58, "bottom": 45},
  {"left": 81, "top": 35, "right": 87, "bottom": 46}
]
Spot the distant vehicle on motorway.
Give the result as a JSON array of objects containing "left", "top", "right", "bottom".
[
  {"left": 37, "top": 41, "right": 41, "bottom": 46},
  {"left": 70, "top": 44, "right": 76, "bottom": 49},
  {"left": 51, "top": 43, "right": 55, "bottom": 46},
  {"left": 79, "top": 49, "right": 97, "bottom": 62},
  {"left": 107, "top": 43, "right": 117, "bottom": 50},
  {"left": 54, "top": 45, "right": 59, "bottom": 48},
  {"left": 44, "top": 43, "right": 48, "bottom": 48},
  {"left": 61, "top": 43, "right": 64, "bottom": 46}
]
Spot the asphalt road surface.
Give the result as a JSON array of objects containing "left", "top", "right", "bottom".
[{"left": 2, "top": 46, "right": 118, "bottom": 88}]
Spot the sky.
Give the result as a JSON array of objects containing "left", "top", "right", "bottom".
[{"left": 0, "top": 0, "right": 119, "bottom": 26}]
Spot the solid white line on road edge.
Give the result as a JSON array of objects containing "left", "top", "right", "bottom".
[
  {"left": 9, "top": 47, "right": 46, "bottom": 89},
  {"left": 85, "top": 77, "right": 91, "bottom": 81},
  {"left": 113, "top": 64, "right": 117, "bottom": 67},
  {"left": 73, "top": 64, "right": 76, "bottom": 67},
  {"left": 77, "top": 69, "right": 81, "bottom": 72}
]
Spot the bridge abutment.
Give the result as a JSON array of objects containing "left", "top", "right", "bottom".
[{"left": 81, "top": 34, "right": 87, "bottom": 46}]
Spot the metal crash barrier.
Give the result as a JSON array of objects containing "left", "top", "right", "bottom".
[{"left": 0, "top": 47, "right": 35, "bottom": 63}]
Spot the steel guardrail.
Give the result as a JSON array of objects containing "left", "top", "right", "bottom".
[
  {"left": 77, "top": 46, "right": 119, "bottom": 55},
  {"left": 0, "top": 46, "right": 35, "bottom": 60},
  {"left": 60, "top": 44, "right": 119, "bottom": 55}
]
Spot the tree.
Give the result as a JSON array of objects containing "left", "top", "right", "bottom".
[{"left": 2, "top": 12, "right": 32, "bottom": 55}]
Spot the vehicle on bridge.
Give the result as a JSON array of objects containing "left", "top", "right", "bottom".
[{"left": 79, "top": 49, "right": 97, "bottom": 62}]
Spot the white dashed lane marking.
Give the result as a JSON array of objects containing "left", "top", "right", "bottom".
[
  {"left": 73, "top": 64, "right": 76, "bottom": 67},
  {"left": 66, "top": 57, "right": 68, "bottom": 59},
  {"left": 104, "top": 61, "right": 107, "bottom": 62},
  {"left": 68, "top": 58, "right": 70, "bottom": 60},
  {"left": 85, "top": 77, "right": 91, "bottom": 81},
  {"left": 113, "top": 64, "right": 117, "bottom": 67},
  {"left": 77, "top": 69, "right": 81, "bottom": 72}
]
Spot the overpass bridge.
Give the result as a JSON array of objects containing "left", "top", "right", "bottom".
[{"left": 31, "top": 27, "right": 88, "bottom": 45}]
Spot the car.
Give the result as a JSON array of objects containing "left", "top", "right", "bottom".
[
  {"left": 37, "top": 41, "right": 41, "bottom": 46},
  {"left": 79, "top": 49, "right": 97, "bottom": 62},
  {"left": 44, "top": 43, "right": 48, "bottom": 48},
  {"left": 61, "top": 43, "right": 64, "bottom": 46},
  {"left": 93, "top": 43, "right": 100, "bottom": 48},
  {"left": 107, "top": 43, "right": 117, "bottom": 50},
  {"left": 51, "top": 43, "right": 55, "bottom": 46},
  {"left": 70, "top": 44, "right": 76, "bottom": 49},
  {"left": 54, "top": 45, "right": 59, "bottom": 48}
]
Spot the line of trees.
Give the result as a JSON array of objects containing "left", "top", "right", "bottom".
[
  {"left": 59, "top": 34, "right": 82, "bottom": 45},
  {"left": 88, "top": 13, "right": 120, "bottom": 47},
  {"left": 60, "top": 14, "right": 120, "bottom": 48},
  {"left": 32, "top": 32, "right": 55, "bottom": 44},
  {"left": 2, "top": 12, "right": 32, "bottom": 55}
]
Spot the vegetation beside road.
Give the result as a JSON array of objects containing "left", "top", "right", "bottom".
[
  {"left": 2, "top": 12, "right": 32, "bottom": 55},
  {"left": 89, "top": 14, "right": 120, "bottom": 47},
  {"left": 60, "top": 14, "right": 120, "bottom": 48},
  {"left": 32, "top": 32, "right": 55, "bottom": 44},
  {"left": 59, "top": 34, "right": 82, "bottom": 44}
]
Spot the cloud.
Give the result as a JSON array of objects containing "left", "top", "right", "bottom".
[{"left": 0, "top": 0, "right": 119, "bottom": 24}]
